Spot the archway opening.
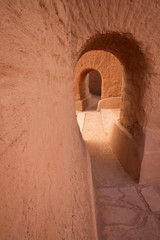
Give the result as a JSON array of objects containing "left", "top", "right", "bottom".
[
  {"left": 88, "top": 70, "right": 102, "bottom": 110},
  {"left": 75, "top": 32, "right": 150, "bottom": 181},
  {"left": 74, "top": 50, "right": 123, "bottom": 112}
]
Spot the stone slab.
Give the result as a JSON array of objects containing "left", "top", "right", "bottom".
[
  {"left": 141, "top": 186, "right": 160, "bottom": 212},
  {"left": 102, "top": 206, "right": 138, "bottom": 225},
  {"left": 103, "top": 215, "right": 159, "bottom": 240},
  {"left": 120, "top": 186, "right": 146, "bottom": 210}
]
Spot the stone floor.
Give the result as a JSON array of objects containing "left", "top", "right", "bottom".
[{"left": 81, "top": 111, "right": 160, "bottom": 240}]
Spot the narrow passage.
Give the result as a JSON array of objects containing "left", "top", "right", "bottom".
[{"left": 82, "top": 111, "right": 160, "bottom": 240}]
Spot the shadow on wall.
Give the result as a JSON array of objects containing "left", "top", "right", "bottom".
[{"left": 76, "top": 32, "right": 151, "bottom": 181}]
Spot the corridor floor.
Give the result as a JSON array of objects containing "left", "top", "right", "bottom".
[{"left": 82, "top": 111, "right": 160, "bottom": 240}]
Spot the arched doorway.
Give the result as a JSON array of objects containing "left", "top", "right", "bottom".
[
  {"left": 74, "top": 50, "right": 123, "bottom": 112},
  {"left": 84, "top": 70, "right": 102, "bottom": 111},
  {"left": 75, "top": 32, "right": 149, "bottom": 181}
]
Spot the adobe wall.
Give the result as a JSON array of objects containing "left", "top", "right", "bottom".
[
  {"left": 0, "top": 1, "right": 97, "bottom": 239},
  {"left": 0, "top": 0, "right": 160, "bottom": 239}
]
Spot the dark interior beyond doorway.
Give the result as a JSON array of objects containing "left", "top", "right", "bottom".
[{"left": 89, "top": 70, "right": 101, "bottom": 96}]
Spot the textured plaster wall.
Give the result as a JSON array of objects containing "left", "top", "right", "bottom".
[
  {"left": 0, "top": 1, "right": 97, "bottom": 239},
  {"left": 0, "top": 0, "right": 160, "bottom": 239}
]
